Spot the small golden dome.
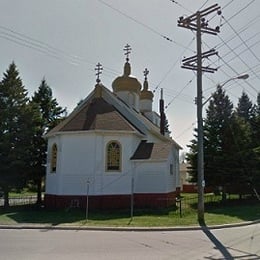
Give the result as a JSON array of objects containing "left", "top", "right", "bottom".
[
  {"left": 140, "top": 88, "right": 154, "bottom": 100},
  {"left": 112, "top": 62, "right": 142, "bottom": 94},
  {"left": 140, "top": 69, "right": 154, "bottom": 100}
]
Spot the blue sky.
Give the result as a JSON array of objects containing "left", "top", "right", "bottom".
[{"left": 0, "top": 0, "right": 259, "bottom": 152}]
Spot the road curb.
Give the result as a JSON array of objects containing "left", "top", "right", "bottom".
[{"left": 0, "top": 219, "right": 259, "bottom": 232}]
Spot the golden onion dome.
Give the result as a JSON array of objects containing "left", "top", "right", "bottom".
[
  {"left": 140, "top": 80, "right": 154, "bottom": 100},
  {"left": 140, "top": 70, "right": 154, "bottom": 100},
  {"left": 112, "top": 62, "right": 142, "bottom": 94}
]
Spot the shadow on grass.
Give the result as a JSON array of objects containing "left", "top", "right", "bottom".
[
  {"left": 205, "top": 199, "right": 260, "bottom": 222},
  {"left": 185, "top": 197, "right": 260, "bottom": 222},
  {"left": 0, "top": 205, "right": 85, "bottom": 225},
  {"left": 80, "top": 206, "right": 179, "bottom": 221},
  {"left": 0, "top": 205, "right": 179, "bottom": 226},
  {"left": 1, "top": 199, "right": 259, "bottom": 226}
]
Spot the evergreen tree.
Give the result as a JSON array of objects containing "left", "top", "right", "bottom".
[
  {"left": 187, "top": 87, "right": 260, "bottom": 196},
  {"left": 32, "top": 78, "right": 66, "bottom": 132},
  {"left": 187, "top": 86, "right": 234, "bottom": 192},
  {"left": 0, "top": 62, "right": 31, "bottom": 207},
  {"left": 30, "top": 79, "right": 66, "bottom": 204},
  {"left": 228, "top": 114, "right": 255, "bottom": 187},
  {"left": 235, "top": 92, "right": 260, "bottom": 192},
  {"left": 203, "top": 85, "right": 234, "bottom": 189},
  {"left": 251, "top": 93, "right": 260, "bottom": 190},
  {"left": 252, "top": 93, "right": 260, "bottom": 150},
  {"left": 186, "top": 137, "right": 198, "bottom": 183},
  {"left": 236, "top": 91, "right": 255, "bottom": 122}
]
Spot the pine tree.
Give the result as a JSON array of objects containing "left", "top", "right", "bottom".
[
  {"left": 235, "top": 92, "right": 260, "bottom": 193},
  {"left": 186, "top": 137, "right": 198, "bottom": 183},
  {"left": 236, "top": 91, "right": 255, "bottom": 122},
  {"left": 251, "top": 93, "right": 260, "bottom": 190},
  {"left": 252, "top": 93, "right": 260, "bottom": 150},
  {"left": 30, "top": 79, "right": 66, "bottom": 204},
  {"left": 0, "top": 62, "right": 31, "bottom": 207},
  {"left": 203, "top": 85, "right": 234, "bottom": 190},
  {"left": 187, "top": 87, "right": 260, "bottom": 196}
]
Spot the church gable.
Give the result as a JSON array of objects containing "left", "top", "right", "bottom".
[{"left": 60, "top": 97, "right": 136, "bottom": 132}]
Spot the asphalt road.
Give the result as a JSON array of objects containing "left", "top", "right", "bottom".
[{"left": 0, "top": 223, "right": 259, "bottom": 260}]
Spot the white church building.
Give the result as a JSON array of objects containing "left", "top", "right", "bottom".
[{"left": 45, "top": 46, "right": 181, "bottom": 209}]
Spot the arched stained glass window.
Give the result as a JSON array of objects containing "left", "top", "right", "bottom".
[
  {"left": 106, "top": 141, "right": 121, "bottom": 171},
  {"left": 51, "top": 143, "right": 57, "bottom": 173}
]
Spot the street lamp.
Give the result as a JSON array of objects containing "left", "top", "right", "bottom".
[
  {"left": 197, "top": 73, "right": 249, "bottom": 224},
  {"left": 202, "top": 74, "right": 249, "bottom": 107}
]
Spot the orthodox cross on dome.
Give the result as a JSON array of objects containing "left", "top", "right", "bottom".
[
  {"left": 95, "top": 62, "right": 103, "bottom": 83},
  {"left": 124, "top": 44, "right": 131, "bottom": 62},
  {"left": 143, "top": 68, "right": 149, "bottom": 80}
]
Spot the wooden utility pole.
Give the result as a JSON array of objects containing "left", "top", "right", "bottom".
[{"left": 178, "top": 4, "right": 221, "bottom": 223}]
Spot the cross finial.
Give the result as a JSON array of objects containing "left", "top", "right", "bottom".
[
  {"left": 124, "top": 44, "right": 131, "bottom": 62},
  {"left": 143, "top": 68, "right": 149, "bottom": 80},
  {"left": 95, "top": 63, "right": 103, "bottom": 83}
]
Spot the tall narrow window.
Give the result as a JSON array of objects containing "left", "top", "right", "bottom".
[
  {"left": 106, "top": 141, "right": 121, "bottom": 171},
  {"left": 51, "top": 144, "right": 57, "bottom": 173}
]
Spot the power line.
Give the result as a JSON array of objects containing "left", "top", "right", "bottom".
[
  {"left": 200, "top": 37, "right": 258, "bottom": 98},
  {"left": 199, "top": 0, "right": 210, "bottom": 11},
  {"left": 215, "top": 13, "right": 260, "bottom": 50},
  {"left": 169, "top": 0, "right": 192, "bottom": 13},
  {"left": 198, "top": 44, "right": 257, "bottom": 100},
  {"left": 221, "top": 0, "right": 256, "bottom": 25},
  {"left": 153, "top": 37, "right": 195, "bottom": 94},
  {"left": 178, "top": 8, "right": 259, "bottom": 101},
  {"left": 222, "top": 0, "right": 235, "bottom": 11},
  {"left": 217, "top": 54, "right": 259, "bottom": 93},
  {"left": 0, "top": 33, "right": 66, "bottom": 63},
  {"left": 217, "top": 34, "right": 260, "bottom": 83},
  {"left": 222, "top": 15, "right": 260, "bottom": 64},
  {"left": 0, "top": 25, "right": 84, "bottom": 66},
  {"left": 224, "top": 35, "right": 260, "bottom": 66},
  {"left": 0, "top": 22, "right": 195, "bottom": 108},
  {"left": 97, "top": 0, "right": 174, "bottom": 42},
  {"left": 0, "top": 25, "right": 122, "bottom": 78},
  {"left": 97, "top": 0, "right": 194, "bottom": 50},
  {"left": 201, "top": 8, "right": 260, "bottom": 97},
  {"left": 165, "top": 76, "right": 195, "bottom": 110},
  {"left": 175, "top": 121, "right": 196, "bottom": 139}
]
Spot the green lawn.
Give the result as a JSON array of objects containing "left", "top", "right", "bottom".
[{"left": 0, "top": 197, "right": 259, "bottom": 227}]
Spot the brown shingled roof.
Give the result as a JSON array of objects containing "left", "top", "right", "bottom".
[
  {"left": 60, "top": 98, "right": 136, "bottom": 132},
  {"left": 131, "top": 141, "right": 172, "bottom": 160}
]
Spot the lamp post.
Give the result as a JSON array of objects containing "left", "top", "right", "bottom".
[
  {"left": 86, "top": 179, "right": 90, "bottom": 221},
  {"left": 202, "top": 74, "right": 249, "bottom": 106},
  {"left": 197, "top": 73, "right": 249, "bottom": 224}
]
